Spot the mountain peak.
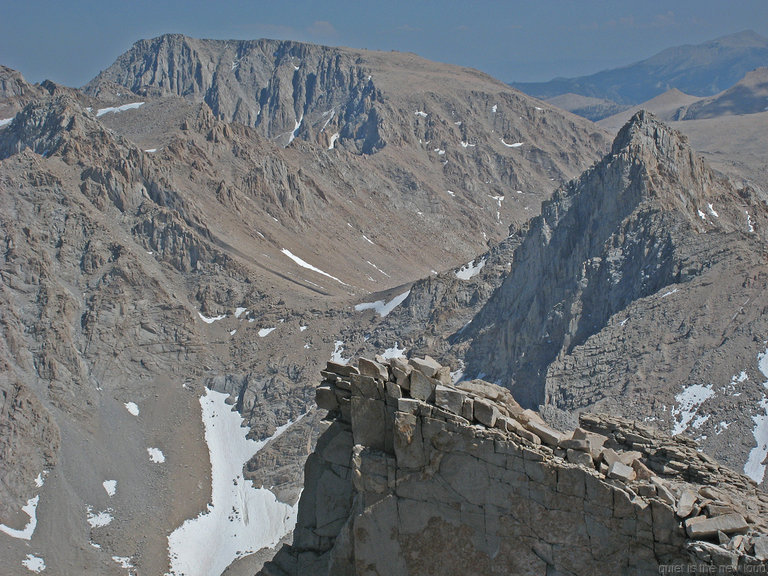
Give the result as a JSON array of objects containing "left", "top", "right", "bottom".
[{"left": 610, "top": 109, "right": 690, "bottom": 157}]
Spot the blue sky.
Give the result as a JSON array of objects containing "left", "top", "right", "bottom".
[{"left": 1, "top": 1, "right": 767, "bottom": 87}]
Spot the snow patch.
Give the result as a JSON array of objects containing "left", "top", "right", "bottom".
[
  {"left": 147, "top": 447, "right": 165, "bottom": 463},
  {"left": 759, "top": 348, "right": 768, "bottom": 380},
  {"left": 112, "top": 556, "right": 134, "bottom": 569},
  {"left": 380, "top": 343, "right": 406, "bottom": 360},
  {"left": 671, "top": 383, "right": 715, "bottom": 436},
  {"left": 34, "top": 473, "right": 44, "bottom": 488},
  {"left": 144, "top": 148, "right": 157, "bottom": 153},
  {"left": 354, "top": 290, "right": 410, "bottom": 318},
  {"left": 744, "top": 347, "right": 768, "bottom": 483},
  {"left": 86, "top": 506, "right": 113, "bottom": 528},
  {"left": 331, "top": 341, "right": 348, "bottom": 365},
  {"left": 746, "top": 211, "right": 755, "bottom": 233},
  {"left": 0, "top": 496, "right": 39, "bottom": 540},
  {"left": 500, "top": 139, "right": 523, "bottom": 148},
  {"left": 707, "top": 203, "right": 719, "bottom": 217},
  {"left": 103, "top": 480, "right": 117, "bottom": 497},
  {"left": 281, "top": 249, "right": 349, "bottom": 286},
  {"left": 698, "top": 209, "right": 707, "bottom": 221},
  {"left": 661, "top": 288, "right": 678, "bottom": 298},
  {"left": 299, "top": 325, "right": 308, "bottom": 332},
  {"left": 0, "top": 116, "right": 14, "bottom": 127},
  {"left": 366, "top": 260, "right": 390, "bottom": 278},
  {"left": 744, "top": 397, "right": 768, "bottom": 483},
  {"left": 96, "top": 102, "right": 144, "bottom": 117},
  {"left": 414, "top": 111, "right": 428, "bottom": 117},
  {"left": 328, "top": 132, "right": 340, "bottom": 150},
  {"left": 287, "top": 114, "right": 303, "bottom": 145},
  {"left": 234, "top": 307, "right": 247, "bottom": 319},
  {"left": 22, "top": 555, "right": 45, "bottom": 573},
  {"left": 455, "top": 258, "right": 486, "bottom": 280},
  {"left": 362, "top": 235, "right": 375, "bottom": 245},
  {"left": 124, "top": 402, "right": 139, "bottom": 416},
  {"left": 446, "top": 190, "right": 455, "bottom": 197},
  {"left": 198, "top": 312, "right": 226, "bottom": 324},
  {"left": 166, "top": 389, "right": 299, "bottom": 576},
  {"left": 491, "top": 104, "right": 497, "bottom": 113},
  {"left": 258, "top": 327, "right": 276, "bottom": 338},
  {"left": 460, "top": 141, "right": 476, "bottom": 148}
]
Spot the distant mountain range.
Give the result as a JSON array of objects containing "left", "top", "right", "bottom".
[{"left": 512, "top": 30, "right": 768, "bottom": 120}]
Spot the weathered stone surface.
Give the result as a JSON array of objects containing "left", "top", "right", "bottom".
[
  {"left": 559, "top": 438, "right": 590, "bottom": 451},
  {"left": 632, "top": 459, "right": 654, "bottom": 480},
  {"left": 391, "top": 366, "right": 411, "bottom": 390},
  {"left": 350, "top": 397, "right": 387, "bottom": 451},
  {"left": 601, "top": 448, "right": 621, "bottom": 467},
  {"left": 754, "top": 536, "right": 768, "bottom": 561},
  {"left": 409, "top": 356, "right": 442, "bottom": 378},
  {"left": 316, "top": 385, "right": 339, "bottom": 411},
  {"left": 410, "top": 369, "right": 437, "bottom": 402},
  {"left": 685, "top": 513, "right": 749, "bottom": 538},
  {"left": 384, "top": 383, "right": 402, "bottom": 408},
  {"left": 397, "top": 397, "right": 421, "bottom": 414},
  {"left": 434, "top": 385, "right": 466, "bottom": 416},
  {"left": 393, "top": 412, "right": 424, "bottom": 470},
  {"left": 567, "top": 449, "right": 594, "bottom": 468},
  {"left": 677, "top": 489, "right": 697, "bottom": 518},
  {"left": 524, "top": 420, "right": 564, "bottom": 447},
  {"left": 618, "top": 450, "right": 643, "bottom": 466},
  {"left": 350, "top": 373, "right": 380, "bottom": 399},
  {"left": 264, "top": 360, "right": 768, "bottom": 576},
  {"left": 461, "top": 397, "right": 473, "bottom": 421},
  {"left": 607, "top": 461, "right": 636, "bottom": 482},
  {"left": 327, "top": 361, "right": 359, "bottom": 377},
  {"left": 473, "top": 398, "right": 499, "bottom": 428},
  {"left": 358, "top": 357, "right": 389, "bottom": 381}
]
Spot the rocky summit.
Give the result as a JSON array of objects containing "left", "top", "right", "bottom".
[{"left": 262, "top": 355, "right": 768, "bottom": 575}]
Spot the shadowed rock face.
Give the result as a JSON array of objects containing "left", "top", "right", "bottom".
[
  {"left": 454, "top": 114, "right": 768, "bottom": 470},
  {"left": 262, "top": 355, "right": 768, "bottom": 576}
]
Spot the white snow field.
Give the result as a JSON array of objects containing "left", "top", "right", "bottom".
[
  {"left": 21, "top": 554, "right": 46, "bottom": 573},
  {"left": 671, "top": 383, "right": 715, "bottom": 436},
  {"left": 0, "top": 495, "right": 39, "bottom": 540},
  {"left": 95, "top": 102, "right": 145, "bottom": 117},
  {"left": 744, "top": 347, "right": 768, "bottom": 483},
  {"left": 281, "top": 248, "right": 349, "bottom": 286},
  {"left": 354, "top": 290, "right": 411, "bottom": 317},
  {"left": 166, "top": 389, "right": 298, "bottom": 576},
  {"left": 455, "top": 258, "right": 486, "bottom": 280}
]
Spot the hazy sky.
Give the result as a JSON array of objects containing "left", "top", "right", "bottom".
[{"left": 2, "top": 1, "right": 767, "bottom": 87}]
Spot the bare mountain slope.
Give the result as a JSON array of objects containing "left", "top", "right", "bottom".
[
  {"left": 513, "top": 30, "right": 768, "bottom": 120},
  {"left": 455, "top": 112, "right": 768, "bottom": 486},
  {"left": 676, "top": 66, "right": 768, "bottom": 120},
  {"left": 0, "top": 36, "right": 609, "bottom": 574}
]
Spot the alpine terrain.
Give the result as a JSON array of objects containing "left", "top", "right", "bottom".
[
  {"left": 0, "top": 31, "right": 767, "bottom": 576},
  {"left": 0, "top": 34, "right": 608, "bottom": 575}
]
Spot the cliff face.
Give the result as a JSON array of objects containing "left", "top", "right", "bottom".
[{"left": 262, "top": 355, "right": 768, "bottom": 576}]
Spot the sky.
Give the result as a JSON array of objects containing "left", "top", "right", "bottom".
[{"left": 1, "top": 1, "right": 767, "bottom": 88}]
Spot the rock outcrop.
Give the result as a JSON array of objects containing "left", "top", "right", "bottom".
[
  {"left": 451, "top": 112, "right": 768, "bottom": 484},
  {"left": 262, "top": 355, "right": 768, "bottom": 575}
]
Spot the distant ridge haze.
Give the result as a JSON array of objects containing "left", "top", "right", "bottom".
[{"left": 512, "top": 30, "right": 768, "bottom": 120}]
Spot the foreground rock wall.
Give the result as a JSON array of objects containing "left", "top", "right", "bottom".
[{"left": 262, "top": 355, "right": 768, "bottom": 576}]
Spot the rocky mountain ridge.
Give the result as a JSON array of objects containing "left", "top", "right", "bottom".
[
  {"left": 512, "top": 30, "right": 768, "bottom": 120},
  {"left": 0, "top": 37, "right": 610, "bottom": 574},
  {"left": 262, "top": 354, "right": 768, "bottom": 575}
]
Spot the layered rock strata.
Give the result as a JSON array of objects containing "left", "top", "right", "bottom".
[{"left": 263, "top": 355, "right": 768, "bottom": 575}]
